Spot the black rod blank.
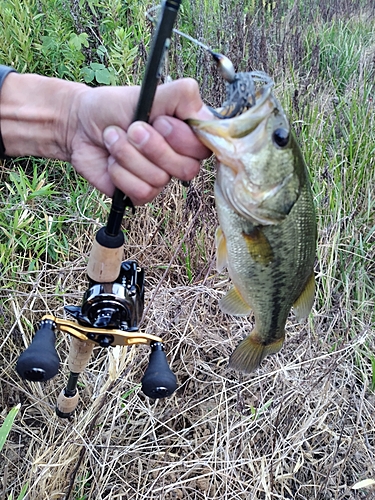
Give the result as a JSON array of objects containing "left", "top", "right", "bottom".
[{"left": 105, "top": 0, "right": 182, "bottom": 237}]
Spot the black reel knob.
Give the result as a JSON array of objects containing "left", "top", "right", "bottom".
[
  {"left": 16, "top": 319, "right": 60, "bottom": 382},
  {"left": 141, "top": 342, "right": 178, "bottom": 399}
]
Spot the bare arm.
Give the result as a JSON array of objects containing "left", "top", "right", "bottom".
[{"left": 0, "top": 73, "right": 211, "bottom": 204}]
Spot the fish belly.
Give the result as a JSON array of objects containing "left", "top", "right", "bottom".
[{"left": 215, "top": 175, "right": 316, "bottom": 371}]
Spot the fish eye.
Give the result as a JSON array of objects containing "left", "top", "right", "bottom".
[{"left": 272, "top": 128, "right": 289, "bottom": 148}]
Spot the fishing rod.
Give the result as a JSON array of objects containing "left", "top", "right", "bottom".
[
  {"left": 146, "top": 11, "right": 270, "bottom": 118},
  {"left": 16, "top": 0, "right": 181, "bottom": 418}
]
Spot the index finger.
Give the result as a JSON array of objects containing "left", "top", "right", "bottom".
[
  {"left": 150, "top": 78, "right": 213, "bottom": 122},
  {"left": 152, "top": 116, "right": 211, "bottom": 160}
]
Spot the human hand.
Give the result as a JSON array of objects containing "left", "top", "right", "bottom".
[{"left": 66, "top": 78, "right": 212, "bottom": 204}]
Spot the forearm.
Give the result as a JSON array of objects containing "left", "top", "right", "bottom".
[{"left": 0, "top": 72, "right": 85, "bottom": 160}]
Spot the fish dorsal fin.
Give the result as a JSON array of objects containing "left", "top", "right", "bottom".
[
  {"left": 219, "top": 286, "right": 252, "bottom": 316},
  {"left": 293, "top": 271, "right": 315, "bottom": 320},
  {"left": 215, "top": 226, "right": 228, "bottom": 272}
]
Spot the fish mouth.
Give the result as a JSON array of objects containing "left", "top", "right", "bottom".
[{"left": 188, "top": 85, "right": 275, "bottom": 141}]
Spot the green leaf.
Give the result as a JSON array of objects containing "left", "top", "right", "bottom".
[
  {"left": 0, "top": 404, "right": 21, "bottom": 453},
  {"left": 90, "top": 62, "right": 105, "bottom": 71},
  {"left": 81, "top": 67, "right": 95, "bottom": 83},
  {"left": 95, "top": 68, "right": 111, "bottom": 85},
  {"left": 97, "top": 45, "right": 107, "bottom": 61},
  {"left": 78, "top": 32, "right": 89, "bottom": 48},
  {"left": 87, "top": 0, "right": 98, "bottom": 17},
  {"left": 69, "top": 33, "right": 83, "bottom": 51},
  {"left": 6, "top": 481, "right": 28, "bottom": 500},
  {"left": 33, "top": 13, "right": 45, "bottom": 21},
  {"left": 17, "top": 483, "right": 29, "bottom": 500},
  {"left": 41, "top": 36, "right": 56, "bottom": 51}
]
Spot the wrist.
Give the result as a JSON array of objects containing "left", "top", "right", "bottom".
[{"left": 0, "top": 73, "right": 86, "bottom": 160}]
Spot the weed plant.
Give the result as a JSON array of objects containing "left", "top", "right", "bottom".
[{"left": 0, "top": 0, "right": 375, "bottom": 499}]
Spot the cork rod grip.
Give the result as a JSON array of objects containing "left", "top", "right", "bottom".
[
  {"left": 56, "top": 390, "right": 79, "bottom": 416},
  {"left": 68, "top": 337, "right": 94, "bottom": 373},
  {"left": 87, "top": 238, "right": 123, "bottom": 283}
]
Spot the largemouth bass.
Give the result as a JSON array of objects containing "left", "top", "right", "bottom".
[{"left": 189, "top": 75, "right": 317, "bottom": 373}]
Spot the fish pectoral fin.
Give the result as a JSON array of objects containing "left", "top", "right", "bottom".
[
  {"left": 242, "top": 227, "right": 274, "bottom": 265},
  {"left": 293, "top": 271, "right": 315, "bottom": 321},
  {"left": 229, "top": 330, "right": 285, "bottom": 373},
  {"left": 219, "top": 287, "right": 252, "bottom": 316},
  {"left": 215, "top": 226, "right": 228, "bottom": 272}
]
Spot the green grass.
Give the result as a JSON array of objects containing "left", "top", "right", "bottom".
[
  {"left": 0, "top": 404, "right": 20, "bottom": 452},
  {"left": 0, "top": 0, "right": 149, "bottom": 83},
  {"left": 305, "top": 19, "right": 374, "bottom": 95},
  {"left": 0, "top": 160, "right": 107, "bottom": 277},
  {"left": 0, "top": 405, "right": 28, "bottom": 500}
]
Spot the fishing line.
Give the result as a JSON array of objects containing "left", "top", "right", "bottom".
[
  {"left": 146, "top": 5, "right": 235, "bottom": 79},
  {"left": 147, "top": 7, "right": 214, "bottom": 52},
  {"left": 146, "top": 5, "right": 274, "bottom": 118}
]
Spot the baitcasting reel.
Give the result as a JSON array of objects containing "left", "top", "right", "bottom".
[{"left": 16, "top": 260, "right": 177, "bottom": 417}]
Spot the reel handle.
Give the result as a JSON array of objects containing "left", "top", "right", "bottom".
[
  {"left": 141, "top": 342, "right": 177, "bottom": 399},
  {"left": 16, "top": 319, "right": 60, "bottom": 382}
]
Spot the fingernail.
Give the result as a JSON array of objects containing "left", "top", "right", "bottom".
[
  {"left": 128, "top": 123, "right": 150, "bottom": 147},
  {"left": 195, "top": 105, "right": 214, "bottom": 120},
  {"left": 107, "top": 155, "right": 116, "bottom": 167},
  {"left": 103, "top": 127, "right": 119, "bottom": 147},
  {"left": 154, "top": 117, "right": 173, "bottom": 137}
]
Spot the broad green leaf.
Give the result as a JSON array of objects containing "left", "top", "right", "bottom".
[
  {"left": 90, "top": 62, "right": 105, "bottom": 71},
  {"left": 95, "top": 68, "right": 111, "bottom": 85},
  {"left": 81, "top": 67, "right": 95, "bottom": 83}
]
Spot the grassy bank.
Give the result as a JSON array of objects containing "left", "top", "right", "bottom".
[{"left": 1, "top": 0, "right": 374, "bottom": 499}]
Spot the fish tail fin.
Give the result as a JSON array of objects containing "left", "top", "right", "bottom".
[{"left": 229, "top": 330, "right": 285, "bottom": 373}]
